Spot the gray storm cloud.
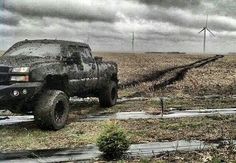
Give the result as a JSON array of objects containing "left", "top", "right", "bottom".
[
  {"left": 136, "top": 0, "right": 201, "bottom": 9},
  {"left": 1, "top": 0, "right": 117, "bottom": 23},
  {"left": 0, "top": 0, "right": 236, "bottom": 53},
  {"left": 0, "top": 10, "right": 21, "bottom": 26}
]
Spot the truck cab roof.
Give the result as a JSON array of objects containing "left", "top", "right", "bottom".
[
  {"left": 21, "top": 39, "right": 89, "bottom": 48},
  {"left": 5, "top": 39, "right": 90, "bottom": 54},
  {"left": 3, "top": 39, "right": 92, "bottom": 58}
]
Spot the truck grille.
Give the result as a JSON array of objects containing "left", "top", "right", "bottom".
[
  {"left": 0, "top": 65, "right": 10, "bottom": 85},
  {"left": 0, "top": 66, "right": 10, "bottom": 72}
]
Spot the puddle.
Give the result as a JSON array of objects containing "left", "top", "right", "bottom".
[
  {"left": 1, "top": 140, "right": 234, "bottom": 162},
  {"left": 184, "top": 108, "right": 236, "bottom": 113},
  {"left": 0, "top": 115, "right": 34, "bottom": 125},
  {"left": 70, "top": 97, "right": 151, "bottom": 104},
  {"left": 82, "top": 108, "right": 236, "bottom": 121},
  {"left": 129, "top": 140, "right": 212, "bottom": 157},
  {"left": 0, "top": 97, "right": 153, "bottom": 126},
  {"left": 1, "top": 108, "right": 236, "bottom": 125},
  {"left": 0, "top": 117, "right": 9, "bottom": 120},
  {"left": 0, "top": 145, "right": 101, "bottom": 163}
]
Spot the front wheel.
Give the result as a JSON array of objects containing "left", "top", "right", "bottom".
[
  {"left": 99, "top": 81, "right": 118, "bottom": 107},
  {"left": 34, "top": 90, "right": 70, "bottom": 130}
]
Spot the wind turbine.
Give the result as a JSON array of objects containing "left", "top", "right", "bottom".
[{"left": 198, "top": 15, "right": 215, "bottom": 53}]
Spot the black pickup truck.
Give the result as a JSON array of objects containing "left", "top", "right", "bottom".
[{"left": 0, "top": 39, "right": 118, "bottom": 130}]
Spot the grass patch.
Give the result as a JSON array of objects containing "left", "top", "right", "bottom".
[
  {"left": 1, "top": 115, "right": 235, "bottom": 151},
  {"left": 0, "top": 121, "right": 104, "bottom": 151},
  {"left": 125, "top": 115, "right": 236, "bottom": 143}
]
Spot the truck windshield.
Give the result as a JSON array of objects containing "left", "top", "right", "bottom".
[{"left": 4, "top": 43, "right": 61, "bottom": 57}]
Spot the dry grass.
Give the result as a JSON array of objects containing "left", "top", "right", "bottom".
[
  {"left": 0, "top": 115, "right": 235, "bottom": 151},
  {"left": 0, "top": 121, "right": 103, "bottom": 151}
]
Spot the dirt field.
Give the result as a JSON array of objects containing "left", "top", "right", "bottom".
[
  {"left": 96, "top": 53, "right": 236, "bottom": 98},
  {"left": 95, "top": 52, "right": 208, "bottom": 84},
  {"left": 167, "top": 55, "right": 236, "bottom": 96},
  {"left": 0, "top": 52, "right": 236, "bottom": 162}
]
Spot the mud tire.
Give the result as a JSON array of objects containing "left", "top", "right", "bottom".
[
  {"left": 99, "top": 81, "right": 118, "bottom": 107},
  {"left": 34, "top": 90, "right": 69, "bottom": 130}
]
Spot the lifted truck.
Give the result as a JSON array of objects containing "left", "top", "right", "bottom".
[{"left": 0, "top": 39, "right": 118, "bottom": 130}]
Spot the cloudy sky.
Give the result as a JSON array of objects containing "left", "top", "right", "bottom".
[{"left": 0, "top": 0, "right": 236, "bottom": 53}]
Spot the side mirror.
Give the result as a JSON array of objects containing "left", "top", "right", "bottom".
[{"left": 94, "top": 56, "right": 103, "bottom": 63}]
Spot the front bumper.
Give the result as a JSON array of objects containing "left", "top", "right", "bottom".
[{"left": 0, "top": 82, "right": 42, "bottom": 102}]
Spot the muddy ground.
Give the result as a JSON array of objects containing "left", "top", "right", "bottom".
[{"left": 1, "top": 52, "right": 236, "bottom": 162}]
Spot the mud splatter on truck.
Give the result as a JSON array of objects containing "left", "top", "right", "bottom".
[{"left": 0, "top": 39, "right": 118, "bottom": 130}]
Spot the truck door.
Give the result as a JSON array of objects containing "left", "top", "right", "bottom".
[
  {"left": 66, "top": 45, "right": 85, "bottom": 95},
  {"left": 79, "top": 47, "right": 98, "bottom": 91}
]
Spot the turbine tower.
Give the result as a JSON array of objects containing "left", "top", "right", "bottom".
[
  {"left": 87, "top": 33, "right": 90, "bottom": 44},
  {"left": 132, "top": 32, "right": 135, "bottom": 53},
  {"left": 199, "top": 15, "right": 215, "bottom": 53}
]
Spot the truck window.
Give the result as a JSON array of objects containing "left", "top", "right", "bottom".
[
  {"left": 68, "top": 45, "right": 77, "bottom": 56},
  {"left": 4, "top": 43, "right": 61, "bottom": 57},
  {"left": 79, "top": 48, "right": 93, "bottom": 63}
]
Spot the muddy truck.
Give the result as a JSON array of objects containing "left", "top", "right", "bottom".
[{"left": 0, "top": 39, "right": 118, "bottom": 130}]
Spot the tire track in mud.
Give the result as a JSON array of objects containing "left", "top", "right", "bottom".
[
  {"left": 152, "top": 55, "right": 224, "bottom": 91},
  {"left": 120, "top": 55, "right": 224, "bottom": 92}
]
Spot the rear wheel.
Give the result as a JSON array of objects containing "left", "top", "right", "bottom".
[
  {"left": 99, "top": 81, "right": 118, "bottom": 107},
  {"left": 34, "top": 90, "right": 69, "bottom": 130}
]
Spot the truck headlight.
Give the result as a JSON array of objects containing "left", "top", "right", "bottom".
[
  {"left": 10, "top": 76, "right": 29, "bottom": 82},
  {"left": 12, "top": 67, "right": 30, "bottom": 73}
]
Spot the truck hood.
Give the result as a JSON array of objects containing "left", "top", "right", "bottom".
[{"left": 0, "top": 55, "right": 59, "bottom": 68}]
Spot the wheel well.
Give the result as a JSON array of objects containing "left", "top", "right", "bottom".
[{"left": 45, "top": 75, "right": 69, "bottom": 94}]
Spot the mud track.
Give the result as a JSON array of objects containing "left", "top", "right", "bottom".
[
  {"left": 1, "top": 107, "right": 236, "bottom": 125},
  {"left": 120, "top": 55, "right": 224, "bottom": 91}
]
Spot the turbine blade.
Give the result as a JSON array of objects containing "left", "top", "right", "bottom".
[
  {"left": 198, "top": 28, "right": 205, "bottom": 33},
  {"left": 207, "top": 28, "right": 215, "bottom": 36},
  {"left": 206, "top": 14, "right": 208, "bottom": 27}
]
